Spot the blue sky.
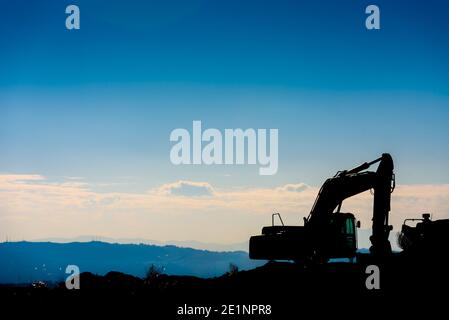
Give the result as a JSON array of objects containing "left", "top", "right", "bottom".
[
  {"left": 0, "top": 1, "right": 449, "bottom": 243},
  {"left": 1, "top": 0, "right": 448, "bottom": 189},
  {"left": 1, "top": 0, "right": 448, "bottom": 91}
]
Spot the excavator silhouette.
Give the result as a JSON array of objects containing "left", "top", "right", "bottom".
[
  {"left": 398, "top": 213, "right": 449, "bottom": 258},
  {"left": 249, "top": 153, "right": 448, "bottom": 263}
]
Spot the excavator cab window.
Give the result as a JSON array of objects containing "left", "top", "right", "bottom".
[
  {"left": 344, "top": 216, "right": 357, "bottom": 255},
  {"left": 327, "top": 214, "right": 357, "bottom": 257},
  {"left": 335, "top": 215, "right": 355, "bottom": 236},
  {"left": 345, "top": 218, "right": 355, "bottom": 236}
]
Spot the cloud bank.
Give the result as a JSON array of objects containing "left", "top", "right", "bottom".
[{"left": 0, "top": 174, "right": 448, "bottom": 244}]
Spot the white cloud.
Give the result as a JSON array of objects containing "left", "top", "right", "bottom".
[
  {"left": 156, "top": 180, "right": 214, "bottom": 197},
  {"left": 0, "top": 174, "right": 45, "bottom": 184},
  {"left": 276, "top": 183, "right": 310, "bottom": 193}
]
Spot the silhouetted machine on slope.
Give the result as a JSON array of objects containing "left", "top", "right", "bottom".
[
  {"left": 250, "top": 153, "right": 449, "bottom": 262},
  {"left": 250, "top": 153, "right": 448, "bottom": 263},
  {"left": 398, "top": 213, "right": 449, "bottom": 257}
]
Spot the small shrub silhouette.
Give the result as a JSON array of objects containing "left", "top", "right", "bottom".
[
  {"left": 145, "top": 264, "right": 162, "bottom": 284},
  {"left": 227, "top": 263, "right": 239, "bottom": 276}
]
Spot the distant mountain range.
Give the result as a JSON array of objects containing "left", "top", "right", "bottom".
[
  {"left": 0, "top": 241, "right": 263, "bottom": 284},
  {"left": 31, "top": 236, "right": 249, "bottom": 252}
]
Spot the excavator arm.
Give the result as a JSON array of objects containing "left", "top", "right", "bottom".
[{"left": 307, "top": 153, "right": 394, "bottom": 255}]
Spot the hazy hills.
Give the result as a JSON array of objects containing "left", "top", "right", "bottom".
[
  {"left": 31, "top": 236, "right": 249, "bottom": 252},
  {"left": 0, "top": 241, "right": 263, "bottom": 284}
]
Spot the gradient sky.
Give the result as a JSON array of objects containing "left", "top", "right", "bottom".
[{"left": 0, "top": 0, "right": 448, "bottom": 244}]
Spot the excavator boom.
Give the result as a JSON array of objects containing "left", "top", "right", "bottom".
[{"left": 307, "top": 153, "right": 394, "bottom": 255}]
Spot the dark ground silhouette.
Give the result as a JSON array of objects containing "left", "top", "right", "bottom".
[{"left": 1, "top": 253, "right": 448, "bottom": 319}]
